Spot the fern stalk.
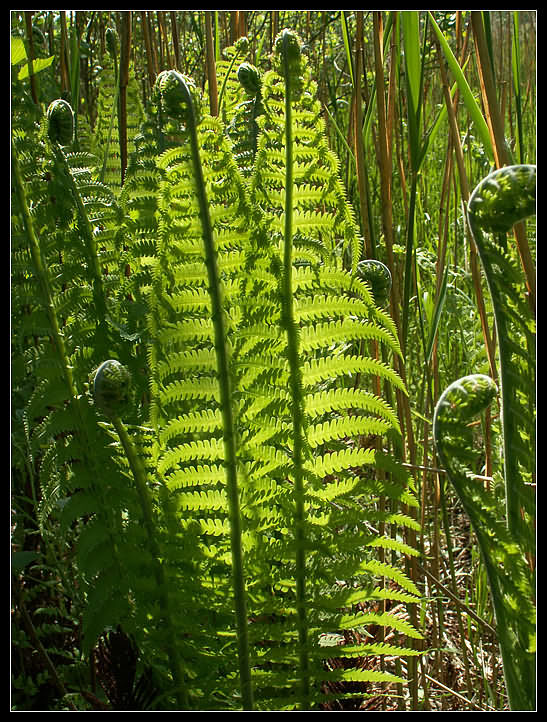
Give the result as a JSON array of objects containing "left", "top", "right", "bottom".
[
  {"left": 11, "top": 138, "right": 76, "bottom": 400},
  {"left": 109, "top": 412, "right": 189, "bottom": 709},
  {"left": 467, "top": 165, "right": 535, "bottom": 544},
  {"left": 433, "top": 374, "right": 535, "bottom": 710},
  {"left": 177, "top": 73, "right": 254, "bottom": 711},
  {"left": 279, "top": 29, "right": 310, "bottom": 709},
  {"left": 50, "top": 138, "right": 109, "bottom": 349}
]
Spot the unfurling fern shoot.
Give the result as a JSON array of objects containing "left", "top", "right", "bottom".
[
  {"left": 46, "top": 98, "right": 74, "bottom": 146},
  {"left": 45, "top": 98, "right": 110, "bottom": 351},
  {"left": 433, "top": 374, "right": 535, "bottom": 711},
  {"left": 153, "top": 69, "right": 254, "bottom": 711},
  {"left": 276, "top": 30, "right": 312, "bottom": 707},
  {"left": 91, "top": 359, "right": 189, "bottom": 709},
  {"left": 357, "top": 259, "right": 392, "bottom": 308},
  {"left": 249, "top": 27, "right": 421, "bottom": 709},
  {"left": 467, "top": 165, "right": 536, "bottom": 544}
]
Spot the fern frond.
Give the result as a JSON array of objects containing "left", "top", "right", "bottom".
[{"left": 434, "top": 373, "right": 535, "bottom": 710}]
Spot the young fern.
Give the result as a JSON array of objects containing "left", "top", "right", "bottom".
[
  {"left": 150, "top": 69, "right": 253, "bottom": 709},
  {"left": 433, "top": 375, "right": 535, "bottom": 710},
  {"left": 226, "top": 62, "right": 264, "bottom": 178},
  {"left": 12, "top": 136, "right": 137, "bottom": 657},
  {"left": 244, "top": 29, "right": 422, "bottom": 710},
  {"left": 433, "top": 164, "right": 536, "bottom": 711},
  {"left": 46, "top": 99, "right": 110, "bottom": 352},
  {"left": 467, "top": 165, "right": 535, "bottom": 548},
  {"left": 91, "top": 359, "right": 189, "bottom": 710}
]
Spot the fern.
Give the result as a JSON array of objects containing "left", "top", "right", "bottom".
[
  {"left": 12, "top": 133, "right": 140, "bottom": 656},
  {"left": 233, "top": 30, "right": 421, "bottom": 710},
  {"left": 432, "top": 163, "right": 536, "bottom": 711},
  {"left": 467, "top": 164, "right": 535, "bottom": 546},
  {"left": 13, "top": 27, "right": 424, "bottom": 711},
  {"left": 433, "top": 375, "right": 535, "bottom": 711}
]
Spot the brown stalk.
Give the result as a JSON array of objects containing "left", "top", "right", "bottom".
[
  {"left": 118, "top": 12, "right": 131, "bottom": 185},
  {"left": 158, "top": 12, "right": 172, "bottom": 69},
  {"left": 170, "top": 12, "right": 181, "bottom": 70},
  {"left": 353, "top": 11, "right": 373, "bottom": 260},
  {"left": 434, "top": 31, "right": 498, "bottom": 383},
  {"left": 205, "top": 12, "right": 218, "bottom": 117},
  {"left": 141, "top": 12, "right": 157, "bottom": 91}
]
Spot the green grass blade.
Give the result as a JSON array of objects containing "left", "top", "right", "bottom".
[
  {"left": 340, "top": 11, "right": 354, "bottom": 88},
  {"left": 402, "top": 11, "right": 421, "bottom": 166},
  {"left": 425, "top": 263, "right": 450, "bottom": 366},
  {"left": 429, "top": 12, "right": 494, "bottom": 163},
  {"left": 511, "top": 12, "right": 524, "bottom": 164}
]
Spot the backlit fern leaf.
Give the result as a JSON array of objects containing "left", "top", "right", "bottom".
[{"left": 234, "top": 32, "right": 422, "bottom": 708}]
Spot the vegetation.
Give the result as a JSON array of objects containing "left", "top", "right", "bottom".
[{"left": 11, "top": 10, "right": 535, "bottom": 711}]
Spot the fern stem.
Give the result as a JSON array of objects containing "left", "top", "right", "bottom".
[
  {"left": 51, "top": 141, "right": 109, "bottom": 348},
  {"left": 181, "top": 76, "right": 254, "bottom": 711},
  {"left": 280, "top": 29, "right": 310, "bottom": 710},
  {"left": 110, "top": 414, "right": 190, "bottom": 710},
  {"left": 11, "top": 139, "right": 76, "bottom": 400}
]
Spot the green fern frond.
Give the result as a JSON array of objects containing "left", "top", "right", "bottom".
[{"left": 434, "top": 373, "right": 535, "bottom": 710}]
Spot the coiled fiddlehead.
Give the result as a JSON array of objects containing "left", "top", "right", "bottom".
[
  {"left": 237, "top": 62, "right": 261, "bottom": 96},
  {"left": 92, "top": 359, "right": 132, "bottom": 419},
  {"left": 46, "top": 98, "right": 74, "bottom": 146},
  {"left": 91, "top": 360, "right": 189, "bottom": 709},
  {"left": 154, "top": 69, "right": 203, "bottom": 130},
  {"left": 468, "top": 164, "right": 535, "bottom": 234},
  {"left": 467, "top": 165, "right": 535, "bottom": 546},
  {"left": 357, "top": 259, "right": 392, "bottom": 308},
  {"left": 433, "top": 374, "right": 535, "bottom": 710},
  {"left": 225, "top": 62, "right": 263, "bottom": 177}
]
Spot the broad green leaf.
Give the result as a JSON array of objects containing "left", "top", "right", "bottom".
[
  {"left": 17, "top": 55, "right": 54, "bottom": 80},
  {"left": 11, "top": 36, "right": 26, "bottom": 65}
]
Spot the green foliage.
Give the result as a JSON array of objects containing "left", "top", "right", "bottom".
[
  {"left": 467, "top": 165, "right": 536, "bottom": 545},
  {"left": 13, "top": 10, "right": 536, "bottom": 712},
  {"left": 12, "top": 24, "right": 421, "bottom": 711},
  {"left": 434, "top": 165, "right": 536, "bottom": 711},
  {"left": 433, "top": 376, "right": 535, "bottom": 711}
]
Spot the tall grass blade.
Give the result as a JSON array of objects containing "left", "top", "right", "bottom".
[
  {"left": 511, "top": 12, "right": 524, "bottom": 164},
  {"left": 428, "top": 12, "right": 494, "bottom": 164}
]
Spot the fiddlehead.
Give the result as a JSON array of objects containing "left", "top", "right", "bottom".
[
  {"left": 46, "top": 98, "right": 74, "bottom": 146},
  {"left": 467, "top": 164, "right": 535, "bottom": 234},
  {"left": 92, "top": 359, "right": 132, "bottom": 420},
  {"left": 91, "top": 360, "right": 189, "bottom": 709},
  {"left": 433, "top": 374, "right": 535, "bottom": 710},
  {"left": 357, "top": 259, "right": 392, "bottom": 308},
  {"left": 467, "top": 165, "right": 535, "bottom": 547},
  {"left": 225, "top": 62, "right": 263, "bottom": 177}
]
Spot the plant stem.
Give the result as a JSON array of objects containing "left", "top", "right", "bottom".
[
  {"left": 205, "top": 12, "right": 218, "bottom": 116},
  {"left": 182, "top": 77, "right": 253, "bottom": 711},
  {"left": 280, "top": 30, "right": 310, "bottom": 710},
  {"left": 12, "top": 139, "right": 76, "bottom": 400},
  {"left": 109, "top": 415, "right": 190, "bottom": 710}
]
